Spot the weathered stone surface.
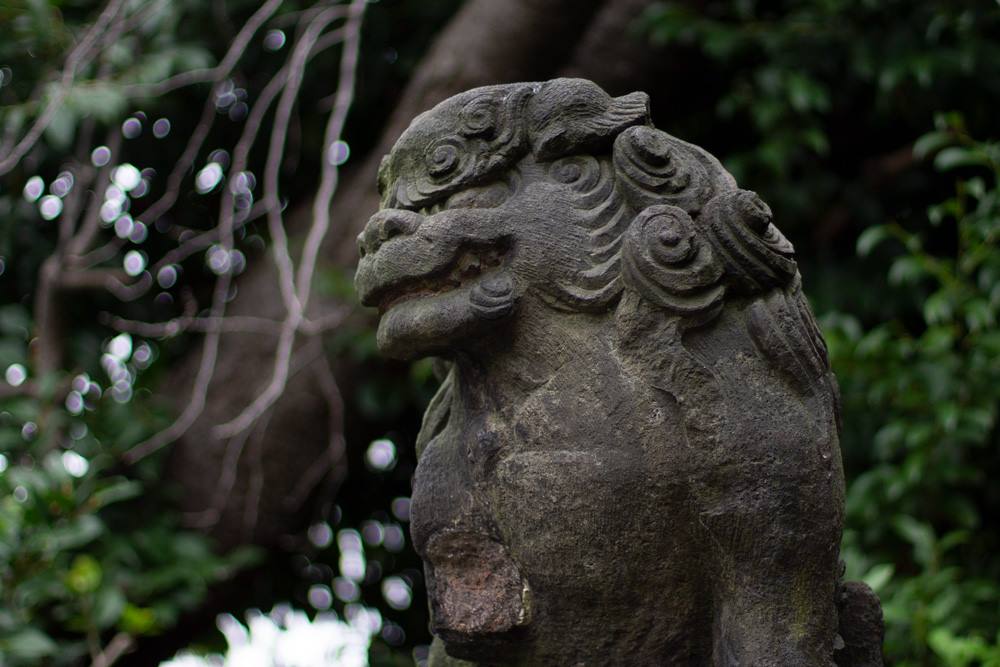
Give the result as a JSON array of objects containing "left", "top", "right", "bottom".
[{"left": 354, "top": 78, "right": 884, "bottom": 666}]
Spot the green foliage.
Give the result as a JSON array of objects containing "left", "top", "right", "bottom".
[
  {"left": 0, "top": 318, "right": 257, "bottom": 665},
  {"left": 1, "top": 0, "right": 460, "bottom": 661},
  {"left": 642, "top": 0, "right": 1000, "bottom": 228},
  {"left": 824, "top": 118, "right": 1000, "bottom": 665}
]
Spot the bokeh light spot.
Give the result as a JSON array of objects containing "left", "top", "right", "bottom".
[
  {"left": 21, "top": 422, "right": 37, "bottom": 441},
  {"left": 361, "top": 520, "right": 384, "bottom": 547},
  {"left": 123, "top": 250, "right": 146, "bottom": 276},
  {"left": 381, "top": 577, "right": 412, "bottom": 611},
  {"left": 5, "top": 364, "right": 27, "bottom": 387},
  {"left": 328, "top": 140, "right": 350, "bottom": 166},
  {"left": 390, "top": 497, "right": 411, "bottom": 522},
  {"left": 61, "top": 450, "right": 89, "bottom": 477},
  {"left": 383, "top": 524, "right": 406, "bottom": 553},
  {"left": 107, "top": 333, "right": 133, "bottom": 361},
  {"left": 112, "top": 163, "right": 142, "bottom": 191},
  {"left": 308, "top": 522, "right": 333, "bottom": 548},
  {"left": 365, "top": 438, "right": 396, "bottom": 471},
  {"left": 51, "top": 171, "right": 74, "bottom": 197},
  {"left": 307, "top": 584, "right": 333, "bottom": 610},
  {"left": 196, "top": 162, "right": 224, "bottom": 194},
  {"left": 129, "top": 221, "right": 148, "bottom": 244},
  {"left": 381, "top": 622, "right": 406, "bottom": 646},
  {"left": 22, "top": 175, "right": 43, "bottom": 201},
  {"left": 122, "top": 117, "right": 142, "bottom": 139},
  {"left": 91, "top": 146, "right": 112, "bottom": 167},
  {"left": 263, "top": 29, "right": 286, "bottom": 51},
  {"left": 157, "top": 265, "right": 178, "bottom": 289},
  {"left": 333, "top": 577, "right": 360, "bottom": 603},
  {"left": 65, "top": 390, "right": 85, "bottom": 416},
  {"left": 114, "top": 214, "right": 134, "bottom": 239},
  {"left": 39, "top": 195, "right": 63, "bottom": 220},
  {"left": 152, "top": 118, "right": 171, "bottom": 138}
]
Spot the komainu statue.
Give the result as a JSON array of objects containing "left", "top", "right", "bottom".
[{"left": 354, "top": 78, "right": 884, "bottom": 666}]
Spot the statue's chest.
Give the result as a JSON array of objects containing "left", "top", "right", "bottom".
[
  {"left": 424, "top": 371, "right": 691, "bottom": 573},
  {"left": 410, "top": 368, "right": 709, "bottom": 663}
]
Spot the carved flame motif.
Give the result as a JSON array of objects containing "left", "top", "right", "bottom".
[
  {"left": 747, "top": 288, "right": 831, "bottom": 393},
  {"left": 526, "top": 79, "right": 649, "bottom": 159},
  {"left": 549, "top": 156, "right": 631, "bottom": 311},
  {"left": 701, "top": 189, "right": 798, "bottom": 294},
  {"left": 621, "top": 205, "right": 724, "bottom": 318}
]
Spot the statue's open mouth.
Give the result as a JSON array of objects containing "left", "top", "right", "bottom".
[{"left": 367, "top": 245, "right": 507, "bottom": 314}]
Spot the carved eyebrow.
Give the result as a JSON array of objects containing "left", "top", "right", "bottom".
[{"left": 389, "top": 177, "right": 458, "bottom": 213}]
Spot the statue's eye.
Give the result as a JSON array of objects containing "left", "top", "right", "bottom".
[
  {"left": 444, "top": 181, "right": 510, "bottom": 210},
  {"left": 426, "top": 141, "right": 461, "bottom": 178}
]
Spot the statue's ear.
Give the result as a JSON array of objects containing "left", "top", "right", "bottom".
[{"left": 526, "top": 78, "right": 649, "bottom": 160}]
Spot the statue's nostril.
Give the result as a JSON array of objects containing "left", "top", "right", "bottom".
[
  {"left": 380, "top": 215, "right": 410, "bottom": 242},
  {"left": 361, "top": 210, "right": 420, "bottom": 256}
]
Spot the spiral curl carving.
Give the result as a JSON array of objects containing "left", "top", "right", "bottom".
[
  {"left": 701, "top": 190, "right": 797, "bottom": 294},
  {"left": 460, "top": 95, "right": 498, "bottom": 138},
  {"left": 549, "top": 155, "right": 605, "bottom": 194},
  {"left": 398, "top": 88, "right": 534, "bottom": 208},
  {"left": 621, "top": 205, "right": 725, "bottom": 318},
  {"left": 470, "top": 274, "right": 515, "bottom": 320},
  {"left": 613, "top": 126, "right": 727, "bottom": 215}
]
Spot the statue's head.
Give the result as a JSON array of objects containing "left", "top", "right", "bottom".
[{"left": 355, "top": 78, "right": 796, "bottom": 359}]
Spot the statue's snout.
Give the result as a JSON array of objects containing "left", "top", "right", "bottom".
[{"left": 357, "top": 208, "right": 423, "bottom": 258}]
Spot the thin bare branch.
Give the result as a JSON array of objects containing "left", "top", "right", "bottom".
[
  {"left": 187, "top": 418, "right": 256, "bottom": 529},
  {"left": 104, "top": 313, "right": 285, "bottom": 338},
  {"left": 296, "top": 2, "right": 365, "bottom": 309},
  {"left": 0, "top": 0, "right": 129, "bottom": 176},
  {"left": 0, "top": 381, "right": 41, "bottom": 401},
  {"left": 122, "top": 269, "right": 233, "bottom": 464},
  {"left": 74, "top": 238, "right": 126, "bottom": 270},
  {"left": 284, "top": 338, "right": 346, "bottom": 510},
  {"left": 136, "top": 0, "right": 286, "bottom": 226},
  {"left": 66, "top": 129, "right": 123, "bottom": 259},
  {"left": 122, "top": 3, "right": 321, "bottom": 463},
  {"left": 89, "top": 632, "right": 134, "bottom": 667},
  {"left": 299, "top": 307, "right": 351, "bottom": 335},
  {"left": 124, "top": 0, "right": 287, "bottom": 98},
  {"left": 263, "top": 9, "right": 345, "bottom": 319},
  {"left": 60, "top": 269, "right": 153, "bottom": 301},
  {"left": 150, "top": 200, "right": 270, "bottom": 272},
  {"left": 214, "top": 0, "right": 366, "bottom": 439}
]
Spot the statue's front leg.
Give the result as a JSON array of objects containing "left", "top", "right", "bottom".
[{"left": 705, "top": 503, "right": 842, "bottom": 667}]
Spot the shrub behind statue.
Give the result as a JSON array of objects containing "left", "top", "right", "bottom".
[{"left": 355, "top": 78, "right": 884, "bottom": 666}]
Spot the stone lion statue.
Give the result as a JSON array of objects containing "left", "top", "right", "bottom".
[{"left": 354, "top": 78, "right": 883, "bottom": 666}]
